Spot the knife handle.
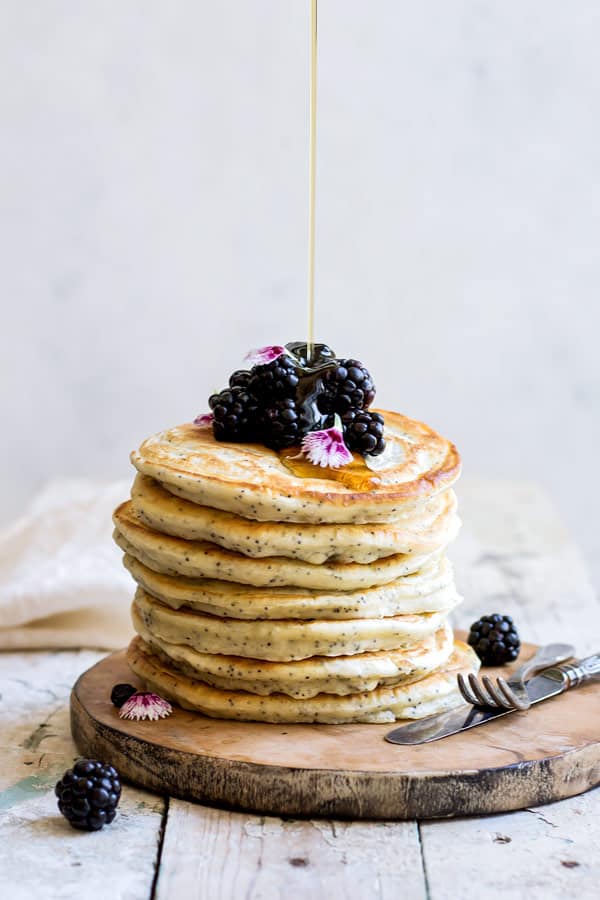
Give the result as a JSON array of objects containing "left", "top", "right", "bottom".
[{"left": 552, "top": 654, "right": 600, "bottom": 689}]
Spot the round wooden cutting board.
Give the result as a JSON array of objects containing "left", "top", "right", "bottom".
[{"left": 70, "top": 641, "right": 600, "bottom": 820}]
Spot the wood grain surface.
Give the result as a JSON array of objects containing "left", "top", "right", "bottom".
[{"left": 70, "top": 635, "right": 600, "bottom": 820}]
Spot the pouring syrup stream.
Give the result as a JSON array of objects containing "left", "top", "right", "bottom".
[
  {"left": 277, "top": 13, "right": 382, "bottom": 487},
  {"left": 307, "top": 0, "right": 318, "bottom": 365}
]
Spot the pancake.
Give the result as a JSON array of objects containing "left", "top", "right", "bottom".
[
  {"left": 130, "top": 411, "right": 460, "bottom": 524},
  {"left": 127, "top": 636, "right": 479, "bottom": 723},
  {"left": 131, "top": 606, "right": 454, "bottom": 698},
  {"left": 113, "top": 502, "right": 442, "bottom": 590},
  {"left": 133, "top": 587, "right": 448, "bottom": 661},
  {"left": 122, "top": 553, "right": 462, "bottom": 620},
  {"left": 131, "top": 474, "right": 460, "bottom": 564}
]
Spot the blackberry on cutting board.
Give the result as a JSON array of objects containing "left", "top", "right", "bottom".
[
  {"left": 110, "top": 683, "right": 137, "bottom": 708},
  {"left": 55, "top": 759, "right": 121, "bottom": 831},
  {"left": 318, "top": 360, "right": 376, "bottom": 415},
  {"left": 343, "top": 410, "right": 386, "bottom": 457},
  {"left": 262, "top": 398, "right": 310, "bottom": 450},
  {"left": 468, "top": 614, "right": 521, "bottom": 666},
  {"left": 209, "top": 386, "right": 260, "bottom": 442},
  {"left": 248, "top": 354, "right": 300, "bottom": 402}
]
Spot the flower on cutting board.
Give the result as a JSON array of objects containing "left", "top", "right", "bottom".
[{"left": 119, "top": 691, "right": 173, "bottom": 721}]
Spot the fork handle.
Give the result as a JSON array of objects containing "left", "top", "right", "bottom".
[
  {"left": 552, "top": 653, "right": 600, "bottom": 688},
  {"left": 509, "top": 642, "right": 575, "bottom": 686}
]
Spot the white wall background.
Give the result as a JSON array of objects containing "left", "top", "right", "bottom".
[{"left": 2, "top": 2, "right": 599, "bottom": 588}]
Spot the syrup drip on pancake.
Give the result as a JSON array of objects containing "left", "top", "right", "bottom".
[{"left": 279, "top": 447, "right": 381, "bottom": 491}]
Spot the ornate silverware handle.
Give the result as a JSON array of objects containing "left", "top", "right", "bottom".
[
  {"left": 510, "top": 643, "right": 575, "bottom": 686},
  {"left": 554, "top": 654, "right": 600, "bottom": 688}
]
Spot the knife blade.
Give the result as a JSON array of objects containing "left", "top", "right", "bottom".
[{"left": 384, "top": 667, "right": 567, "bottom": 745}]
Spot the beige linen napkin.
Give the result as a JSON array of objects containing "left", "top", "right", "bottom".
[{"left": 0, "top": 479, "right": 133, "bottom": 649}]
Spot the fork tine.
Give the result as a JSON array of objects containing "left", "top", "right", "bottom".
[
  {"left": 457, "top": 673, "right": 479, "bottom": 705},
  {"left": 468, "top": 673, "right": 497, "bottom": 707},
  {"left": 481, "top": 675, "right": 509, "bottom": 709},
  {"left": 496, "top": 676, "right": 530, "bottom": 711},
  {"left": 459, "top": 669, "right": 533, "bottom": 711}
]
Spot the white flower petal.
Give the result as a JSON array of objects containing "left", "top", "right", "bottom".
[
  {"left": 244, "top": 345, "right": 286, "bottom": 366},
  {"left": 194, "top": 412, "right": 214, "bottom": 427},
  {"left": 119, "top": 692, "right": 173, "bottom": 721},
  {"left": 301, "top": 427, "right": 352, "bottom": 469}
]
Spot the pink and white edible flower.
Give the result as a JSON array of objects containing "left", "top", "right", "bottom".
[
  {"left": 301, "top": 416, "right": 352, "bottom": 469},
  {"left": 193, "top": 412, "right": 214, "bottom": 427},
  {"left": 119, "top": 691, "right": 173, "bottom": 722},
  {"left": 244, "top": 345, "right": 286, "bottom": 367}
]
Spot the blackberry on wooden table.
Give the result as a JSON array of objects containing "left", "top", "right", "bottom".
[
  {"left": 55, "top": 759, "right": 121, "bottom": 831},
  {"left": 468, "top": 614, "right": 521, "bottom": 665}
]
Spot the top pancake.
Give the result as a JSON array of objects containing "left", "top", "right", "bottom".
[{"left": 131, "top": 410, "right": 460, "bottom": 524}]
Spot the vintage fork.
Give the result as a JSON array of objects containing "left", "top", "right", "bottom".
[{"left": 457, "top": 642, "right": 575, "bottom": 710}]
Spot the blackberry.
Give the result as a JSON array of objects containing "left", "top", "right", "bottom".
[
  {"left": 343, "top": 410, "right": 386, "bottom": 456},
  {"left": 110, "top": 683, "right": 137, "bottom": 708},
  {"left": 468, "top": 614, "right": 521, "bottom": 666},
  {"left": 318, "top": 359, "right": 376, "bottom": 415},
  {"left": 55, "top": 759, "right": 121, "bottom": 831},
  {"left": 248, "top": 354, "right": 299, "bottom": 403},
  {"left": 262, "top": 398, "right": 310, "bottom": 450},
  {"left": 209, "top": 386, "right": 260, "bottom": 441},
  {"left": 229, "top": 369, "right": 252, "bottom": 389}
]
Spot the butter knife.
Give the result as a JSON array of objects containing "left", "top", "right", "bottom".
[{"left": 385, "top": 653, "right": 600, "bottom": 745}]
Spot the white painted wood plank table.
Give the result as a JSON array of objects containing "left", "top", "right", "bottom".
[{"left": 1, "top": 478, "right": 599, "bottom": 900}]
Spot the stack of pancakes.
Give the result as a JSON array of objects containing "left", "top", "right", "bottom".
[{"left": 114, "top": 410, "right": 479, "bottom": 723}]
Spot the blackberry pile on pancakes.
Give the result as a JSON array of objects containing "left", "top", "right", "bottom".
[{"left": 114, "top": 343, "right": 479, "bottom": 723}]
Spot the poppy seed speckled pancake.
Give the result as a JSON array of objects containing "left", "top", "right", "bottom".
[
  {"left": 126, "top": 636, "right": 479, "bottom": 723},
  {"left": 121, "top": 553, "right": 461, "bottom": 620},
  {"left": 113, "top": 502, "right": 443, "bottom": 591},
  {"left": 131, "top": 607, "right": 454, "bottom": 698},
  {"left": 130, "top": 474, "right": 460, "bottom": 564},
  {"left": 132, "top": 587, "right": 449, "bottom": 661},
  {"left": 130, "top": 411, "right": 460, "bottom": 524}
]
